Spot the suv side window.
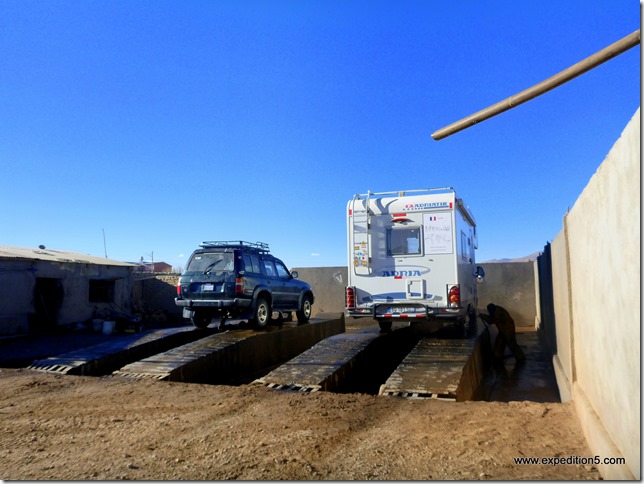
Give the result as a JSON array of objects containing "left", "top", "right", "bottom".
[
  {"left": 261, "top": 259, "right": 277, "bottom": 277},
  {"left": 275, "top": 261, "right": 290, "bottom": 279},
  {"left": 243, "top": 254, "right": 262, "bottom": 274}
]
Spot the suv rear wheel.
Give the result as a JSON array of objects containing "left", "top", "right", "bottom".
[
  {"left": 296, "top": 295, "right": 313, "bottom": 324},
  {"left": 252, "top": 297, "right": 271, "bottom": 328},
  {"left": 191, "top": 311, "right": 211, "bottom": 329}
]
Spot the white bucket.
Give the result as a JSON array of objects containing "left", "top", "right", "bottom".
[{"left": 102, "top": 320, "right": 116, "bottom": 335}]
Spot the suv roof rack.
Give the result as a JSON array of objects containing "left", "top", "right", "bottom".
[{"left": 199, "top": 241, "right": 270, "bottom": 253}]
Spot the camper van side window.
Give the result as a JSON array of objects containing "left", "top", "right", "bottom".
[{"left": 387, "top": 227, "right": 422, "bottom": 256}]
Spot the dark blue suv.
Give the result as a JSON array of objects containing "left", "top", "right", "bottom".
[{"left": 175, "top": 241, "right": 314, "bottom": 329}]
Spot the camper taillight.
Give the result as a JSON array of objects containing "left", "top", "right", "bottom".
[
  {"left": 345, "top": 287, "right": 356, "bottom": 309},
  {"left": 448, "top": 285, "right": 460, "bottom": 308}
]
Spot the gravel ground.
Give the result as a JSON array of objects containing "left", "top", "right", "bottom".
[{"left": 0, "top": 319, "right": 601, "bottom": 480}]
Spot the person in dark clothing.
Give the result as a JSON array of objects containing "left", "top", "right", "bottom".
[{"left": 479, "top": 303, "right": 526, "bottom": 362}]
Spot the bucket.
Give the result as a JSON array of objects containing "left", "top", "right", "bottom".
[
  {"left": 102, "top": 320, "right": 116, "bottom": 335},
  {"left": 92, "top": 319, "right": 103, "bottom": 332}
]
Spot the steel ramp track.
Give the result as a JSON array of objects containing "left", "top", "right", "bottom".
[
  {"left": 114, "top": 330, "right": 252, "bottom": 381},
  {"left": 379, "top": 337, "right": 478, "bottom": 401},
  {"left": 114, "top": 318, "right": 346, "bottom": 383},
  {"left": 255, "top": 329, "right": 390, "bottom": 393},
  {"left": 27, "top": 327, "right": 206, "bottom": 376},
  {"left": 264, "top": 382, "right": 321, "bottom": 393}
]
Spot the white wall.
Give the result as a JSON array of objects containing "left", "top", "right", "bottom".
[
  {"left": 550, "top": 232, "right": 573, "bottom": 403},
  {"left": 544, "top": 108, "right": 640, "bottom": 479}
]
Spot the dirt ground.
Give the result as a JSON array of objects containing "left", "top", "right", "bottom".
[{"left": 0, "top": 364, "right": 600, "bottom": 481}]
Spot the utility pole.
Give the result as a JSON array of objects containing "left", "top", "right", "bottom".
[
  {"left": 102, "top": 228, "right": 108, "bottom": 258},
  {"left": 431, "top": 30, "right": 640, "bottom": 141}
]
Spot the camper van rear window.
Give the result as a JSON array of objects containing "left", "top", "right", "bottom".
[{"left": 387, "top": 227, "right": 422, "bottom": 256}]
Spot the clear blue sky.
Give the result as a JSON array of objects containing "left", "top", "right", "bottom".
[{"left": 0, "top": 1, "right": 639, "bottom": 270}]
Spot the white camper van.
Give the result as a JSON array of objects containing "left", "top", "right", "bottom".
[{"left": 345, "top": 187, "right": 485, "bottom": 333}]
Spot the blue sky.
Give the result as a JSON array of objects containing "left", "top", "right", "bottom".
[{"left": 0, "top": 1, "right": 639, "bottom": 270}]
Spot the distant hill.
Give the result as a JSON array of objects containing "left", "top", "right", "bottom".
[{"left": 482, "top": 251, "right": 542, "bottom": 263}]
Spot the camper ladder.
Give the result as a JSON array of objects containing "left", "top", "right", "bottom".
[{"left": 351, "top": 192, "right": 371, "bottom": 275}]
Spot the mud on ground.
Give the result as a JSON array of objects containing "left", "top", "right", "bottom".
[{"left": 0, "top": 366, "right": 600, "bottom": 480}]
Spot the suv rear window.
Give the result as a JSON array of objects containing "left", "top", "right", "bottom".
[{"left": 187, "top": 252, "right": 234, "bottom": 273}]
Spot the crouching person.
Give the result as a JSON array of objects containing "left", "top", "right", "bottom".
[{"left": 480, "top": 303, "right": 526, "bottom": 363}]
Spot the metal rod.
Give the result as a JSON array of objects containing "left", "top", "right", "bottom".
[{"left": 431, "top": 30, "right": 640, "bottom": 141}]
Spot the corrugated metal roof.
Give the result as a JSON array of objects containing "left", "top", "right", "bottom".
[{"left": 0, "top": 245, "right": 135, "bottom": 267}]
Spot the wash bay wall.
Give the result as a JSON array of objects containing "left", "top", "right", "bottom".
[{"left": 537, "top": 108, "right": 640, "bottom": 479}]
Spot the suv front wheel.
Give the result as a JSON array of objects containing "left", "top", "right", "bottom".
[
  {"left": 296, "top": 295, "right": 313, "bottom": 324},
  {"left": 252, "top": 297, "right": 271, "bottom": 328}
]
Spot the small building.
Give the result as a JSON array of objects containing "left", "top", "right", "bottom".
[
  {"left": 0, "top": 245, "right": 136, "bottom": 335},
  {"left": 130, "top": 260, "right": 174, "bottom": 273},
  {"left": 150, "top": 261, "right": 173, "bottom": 273}
]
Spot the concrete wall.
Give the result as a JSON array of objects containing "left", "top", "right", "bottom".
[
  {"left": 476, "top": 262, "right": 536, "bottom": 328},
  {"left": 0, "top": 263, "right": 34, "bottom": 334},
  {"left": 0, "top": 258, "right": 133, "bottom": 335},
  {"left": 293, "top": 262, "right": 537, "bottom": 328},
  {"left": 291, "top": 267, "right": 347, "bottom": 317},
  {"left": 538, "top": 109, "right": 640, "bottom": 479},
  {"left": 132, "top": 274, "right": 182, "bottom": 320},
  {"left": 550, "top": 234, "right": 574, "bottom": 403}
]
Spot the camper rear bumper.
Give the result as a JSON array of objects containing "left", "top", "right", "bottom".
[{"left": 347, "top": 305, "right": 466, "bottom": 319}]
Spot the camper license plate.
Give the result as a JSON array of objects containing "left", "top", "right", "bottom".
[
  {"left": 391, "top": 306, "right": 419, "bottom": 314},
  {"left": 202, "top": 283, "right": 215, "bottom": 291}
]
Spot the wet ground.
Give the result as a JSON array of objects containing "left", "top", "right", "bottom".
[
  {"left": 485, "top": 330, "right": 560, "bottom": 403},
  {"left": 0, "top": 321, "right": 191, "bottom": 367}
]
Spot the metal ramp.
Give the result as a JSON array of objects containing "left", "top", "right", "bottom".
[
  {"left": 254, "top": 330, "right": 382, "bottom": 393},
  {"left": 114, "top": 330, "right": 256, "bottom": 381},
  {"left": 378, "top": 337, "right": 479, "bottom": 401},
  {"left": 28, "top": 327, "right": 202, "bottom": 376},
  {"left": 114, "top": 318, "right": 345, "bottom": 383}
]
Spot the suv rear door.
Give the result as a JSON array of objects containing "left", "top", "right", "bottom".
[{"left": 241, "top": 253, "right": 266, "bottom": 298}]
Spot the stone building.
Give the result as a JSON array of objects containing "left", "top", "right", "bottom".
[{"left": 0, "top": 245, "right": 135, "bottom": 335}]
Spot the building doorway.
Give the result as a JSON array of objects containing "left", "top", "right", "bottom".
[{"left": 33, "top": 278, "right": 63, "bottom": 332}]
